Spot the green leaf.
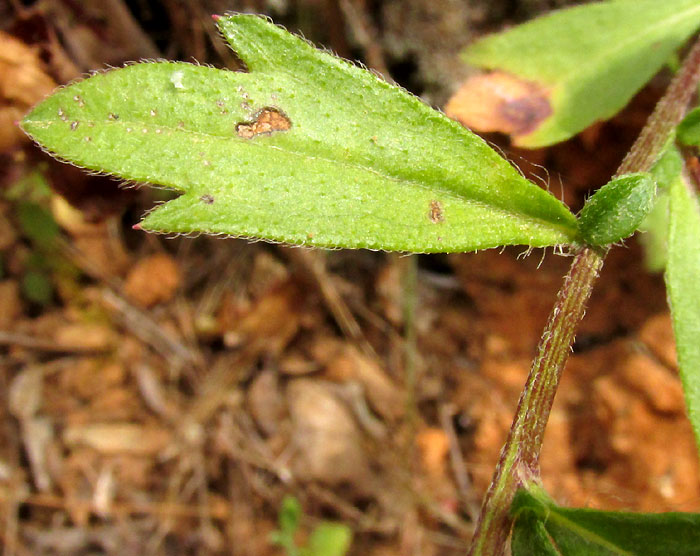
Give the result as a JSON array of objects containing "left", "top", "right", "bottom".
[
  {"left": 463, "top": 0, "right": 700, "bottom": 147},
  {"left": 305, "top": 523, "right": 352, "bottom": 556},
  {"left": 270, "top": 496, "right": 303, "bottom": 556},
  {"left": 511, "top": 486, "right": 700, "bottom": 555},
  {"left": 677, "top": 107, "right": 700, "bottom": 146},
  {"left": 638, "top": 144, "right": 682, "bottom": 271},
  {"left": 21, "top": 270, "right": 54, "bottom": 305},
  {"left": 17, "top": 202, "right": 59, "bottom": 248},
  {"left": 666, "top": 175, "right": 700, "bottom": 453},
  {"left": 638, "top": 191, "right": 670, "bottom": 272},
  {"left": 278, "top": 495, "right": 302, "bottom": 536},
  {"left": 512, "top": 510, "right": 562, "bottom": 556},
  {"left": 578, "top": 173, "right": 656, "bottom": 246},
  {"left": 22, "top": 14, "right": 578, "bottom": 254}
]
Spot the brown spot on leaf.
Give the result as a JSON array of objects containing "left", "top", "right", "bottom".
[
  {"left": 236, "top": 107, "right": 291, "bottom": 139},
  {"left": 445, "top": 70, "right": 552, "bottom": 138},
  {"left": 200, "top": 194, "right": 214, "bottom": 204},
  {"left": 429, "top": 200, "right": 444, "bottom": 223}
]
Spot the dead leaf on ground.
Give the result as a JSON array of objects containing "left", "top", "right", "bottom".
[
  {"left": 325, "top": 345, "right": 405, "bottom": 420},
  {"left": 0, "top": 279, "right": 22, "bottom": 328},
  {"left": 63, "top": 422, "right": 171, "bottom": 455},
  {"left": 223, "top": 281, "right": 301, "bottom": 356},
  {"left": 21, "top": 417, "right": 55, "bottom": 492},
  {"left": 124, "top": 253, "right": 181, "bottom": 308},
  {"left": 287, "top": 379, "right": 371, "bottom": 490},
  {"left": 9, "top": 366, "right": 44, "bottom": 419},
  {"left": 445, "top": 70, "right": 551, "bottom": 138},
  {"left": 53, "top": 322, "right": 116, "bottom": 351},
  {"left": 416, "top": 427, "right": 449, "bottom": 479},
  {"left": 0, "top": 30, "right": 56, "bottom": 151},
  {"left": 247, "top": 369, "right": 285, "bottom": 437},
  {"left": 278, "top": 350, "right": 319, "bottom": 375}
]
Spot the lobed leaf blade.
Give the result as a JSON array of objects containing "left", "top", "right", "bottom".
[
  {"left": 22, "top": 14, "right": 578, "bottom": 253},
  {"left": 463, "top": 0, "right": 700, "bottom": 147}
]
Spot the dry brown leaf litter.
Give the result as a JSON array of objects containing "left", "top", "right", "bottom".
[{"left": 1, "top": 2, "right": 699, "bottom": 554}]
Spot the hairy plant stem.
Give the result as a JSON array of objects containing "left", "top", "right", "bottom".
[
  {"left": 467, "top": 245, "right": 604, "bottom": 556},
  {"left": 468, "top": 32, "right": 700, "bottom": 556}
]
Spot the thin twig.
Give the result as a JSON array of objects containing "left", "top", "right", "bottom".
[
  {"left": 0, "top": 332, "right": 108, "bottom": 353},
  {"left": 100, "top": 288, "right": 202, "bottom": 368}
]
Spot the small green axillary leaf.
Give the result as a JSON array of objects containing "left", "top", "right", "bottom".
[
  {"left": 578, "top": 173, "right": 656, "bottom": 246},
  {"left": 21, "top": 14, "right": 579, "bottom": 253}
]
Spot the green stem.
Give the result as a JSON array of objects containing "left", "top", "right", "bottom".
[
  {"left": 615, "top": 34, "right": 700, "bottom": 177},
  {"left": 467, "top": 31, "right": 700, "bottom": 556},
  {"left": 467, "top": 246, "right": 603, "bottom": 556}
]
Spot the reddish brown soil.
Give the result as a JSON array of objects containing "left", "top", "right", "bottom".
[{"left": 1, "top": 2, "right": 698, "bottom": 555}]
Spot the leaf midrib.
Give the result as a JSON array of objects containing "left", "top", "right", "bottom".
[
  {"left": 55, "top": 116, "right": 577, "bottom": 239},
  {"left": 542, "top": 510, "right": 636, "bottom": 555}
]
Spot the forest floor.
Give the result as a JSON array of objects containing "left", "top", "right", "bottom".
[{"left": 1, "top": 1, "right": 698, "bottom": 555}]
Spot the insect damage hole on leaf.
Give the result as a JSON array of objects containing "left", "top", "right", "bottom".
[
  {"left": 429, "top": 200, "right": 444, "bottom": 223},
  {"left": 170, "top": 70, "right": 185, "bottom": 90},
  {"left": 236, "top": 107, "right": 291, "bottom": 139}
]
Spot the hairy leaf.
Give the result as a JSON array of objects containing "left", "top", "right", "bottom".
[
  {"left": 511, "top": 486, "right": 700, "bottom": 555},
  {"left": 22, "top": 14, "right": 578, "bottom": 253},
  {"left": 463, "top": 0, "right": 700, "bottom": 147},
  {"left": 677, "top": 107, "right": 700, "bottom": 147},
  {"left": 666, "top": 175, "right": 700, "bottom": 452},
  {"left": 578, "top": 173, "right": 656, "bottom": 246},
  {"left": 638, "top": 144, "right": 683, "bottom": 271}
]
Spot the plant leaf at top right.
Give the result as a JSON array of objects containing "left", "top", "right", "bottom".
[{"left": 447, "top": 0, "right": 700, "bottom": 148}]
